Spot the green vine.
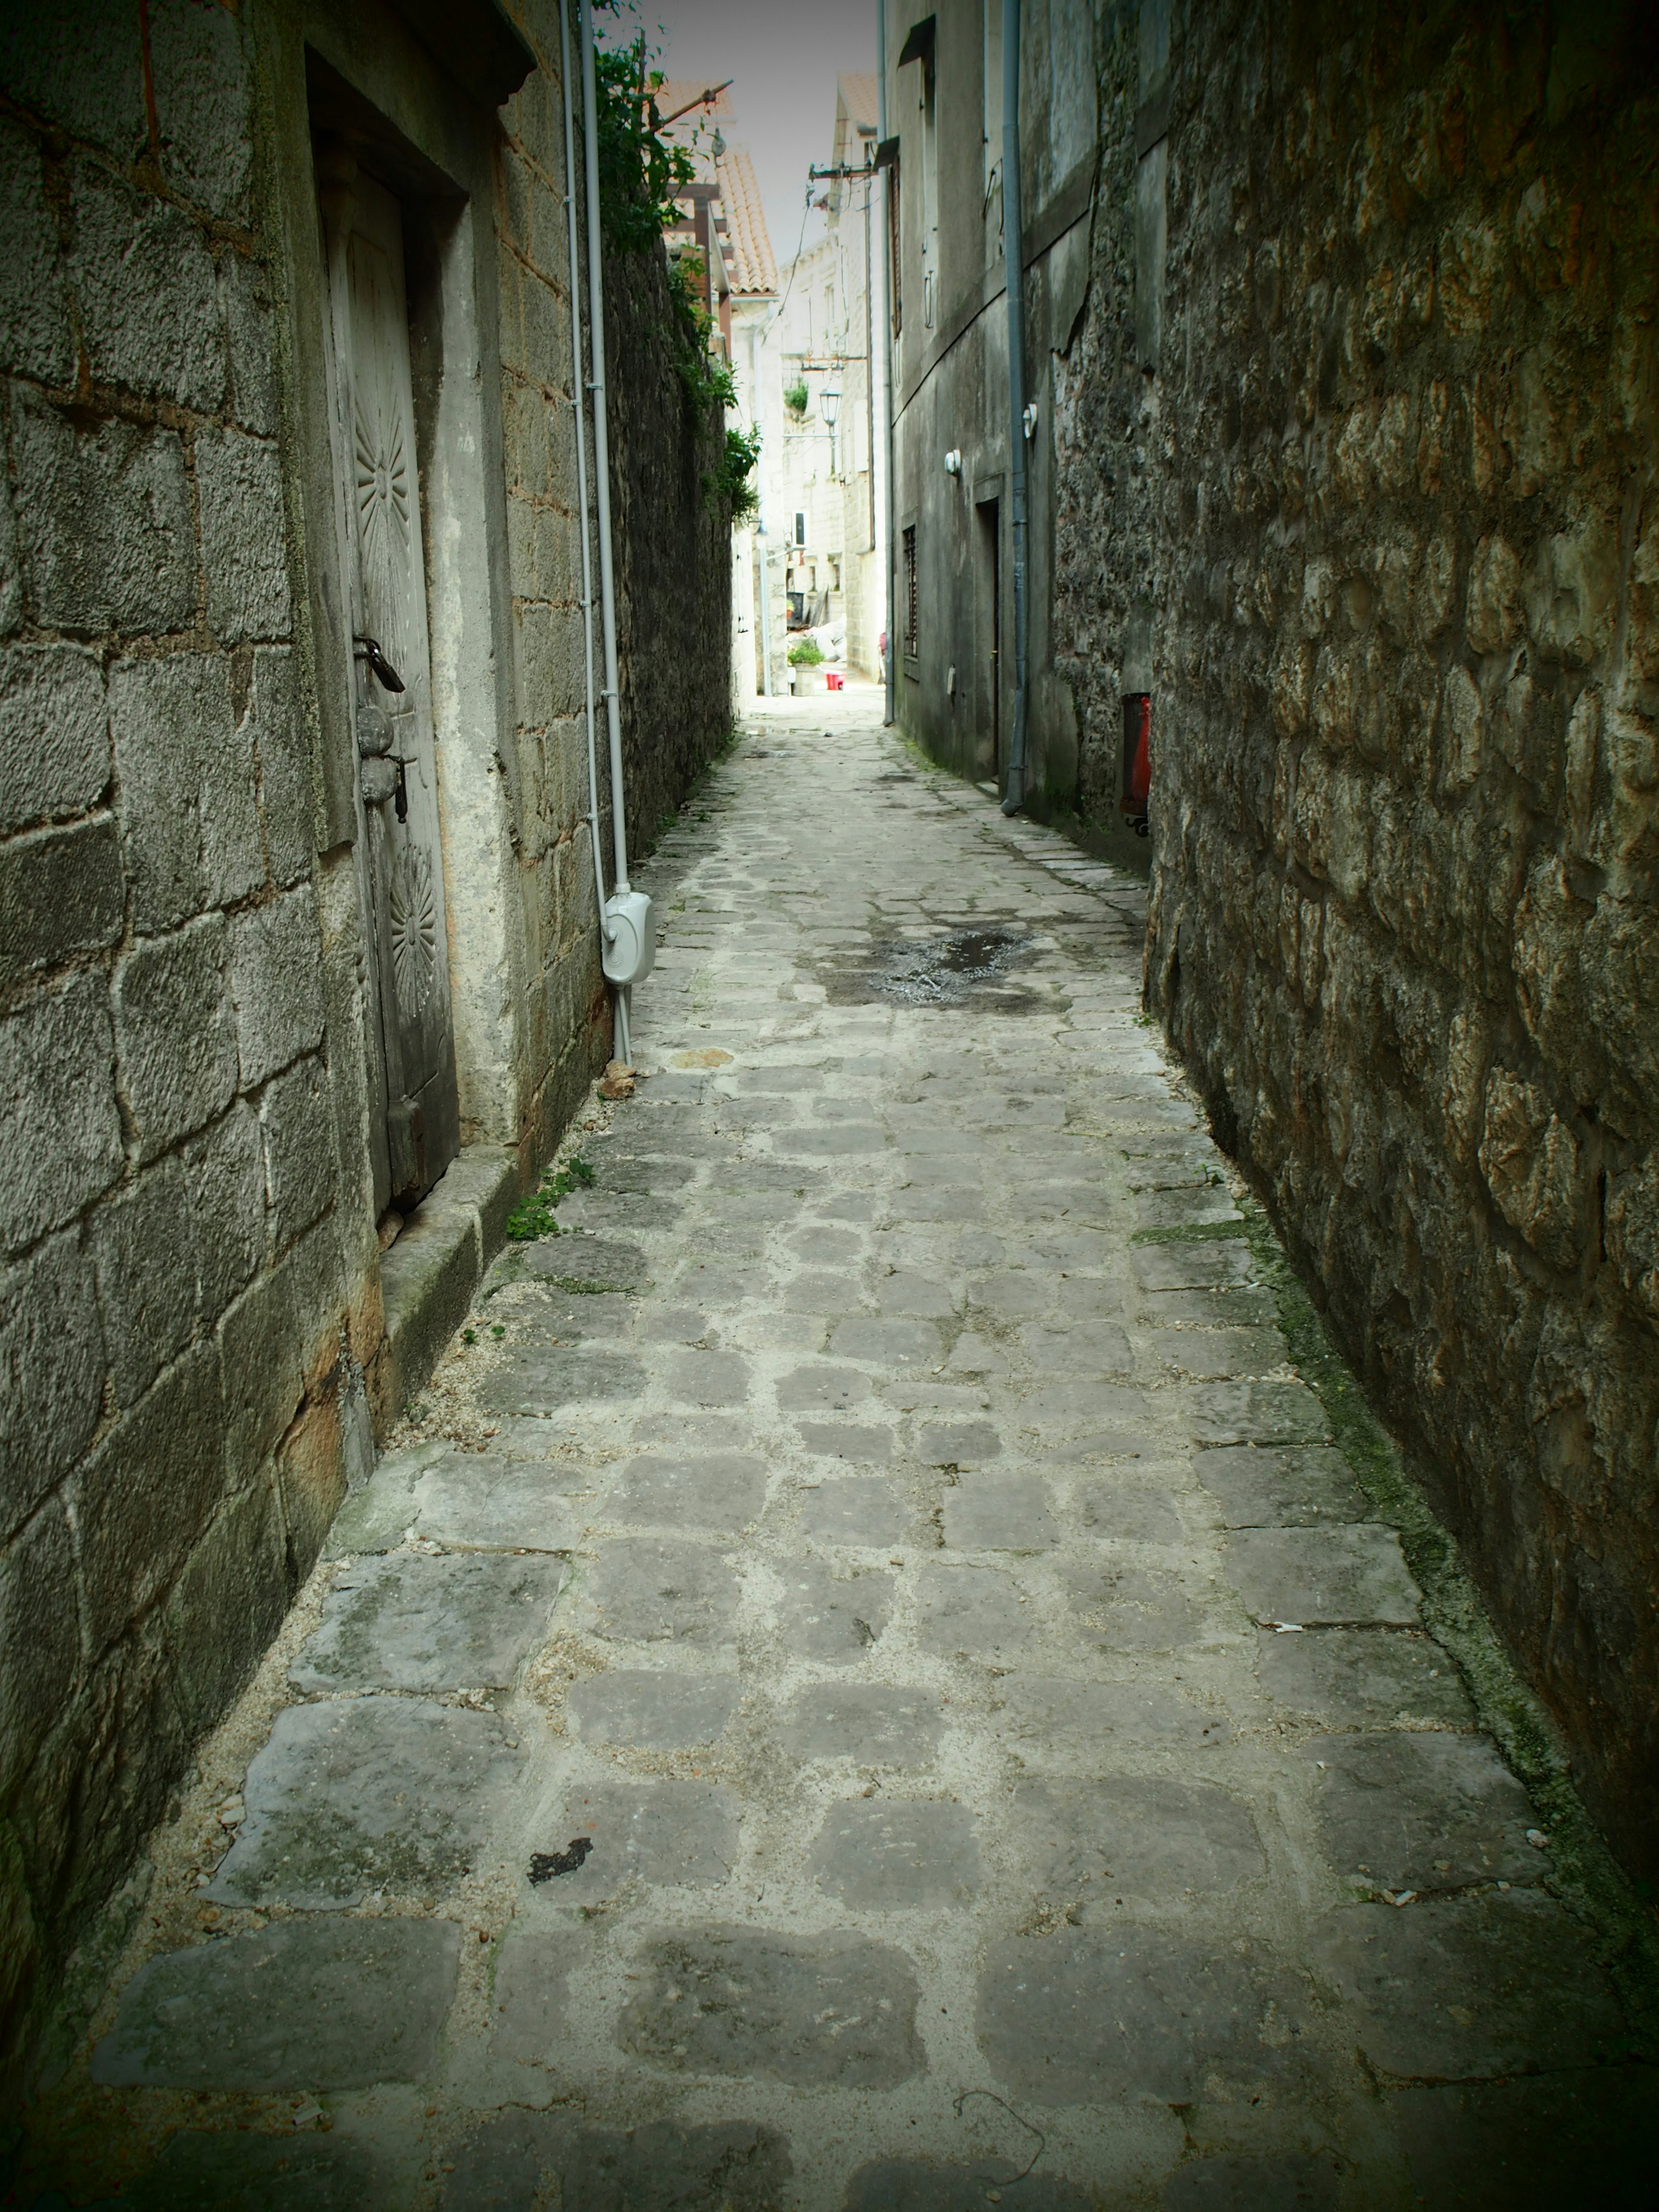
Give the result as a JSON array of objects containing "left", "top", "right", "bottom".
[
  {"left": 592, "top": 13, "right": 756, "bottom": 528},
  {"left": 592, "top": 13, "right": 696, "bottom": 256}
]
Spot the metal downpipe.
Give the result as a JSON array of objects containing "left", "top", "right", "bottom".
[
  {"left": 1000, "top": 0, "right": 1029, "bottom": 814},
  {"left": 579, "top": 0, "right": 631, "bottom": 897}
]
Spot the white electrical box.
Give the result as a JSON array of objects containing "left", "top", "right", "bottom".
[{"left": 602, "top": 889, "right": 656, "bottom": 986}]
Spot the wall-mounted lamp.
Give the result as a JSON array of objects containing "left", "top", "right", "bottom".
[
  {"left": 1022, "top": 403, "right": 1038, "bottom": 441},
  {"left": 819, "top": 387, "right": 842, "bottom": 477},
  {"left": 944, "top": 448, "right": 962, "bottom": 476}
]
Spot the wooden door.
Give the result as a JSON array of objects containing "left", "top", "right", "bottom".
[{"left": 323, "top": 166, "right": 459, "bottom": 1215}]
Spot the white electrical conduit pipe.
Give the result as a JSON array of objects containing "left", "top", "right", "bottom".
[{"left": 558, "top": 0, "right": 613, "bottom": 1003}]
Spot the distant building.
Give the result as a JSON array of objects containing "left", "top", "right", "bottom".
[
  {"left": 659, "top": 85, "right": 782, "bottom": 701},
  {"left": 735, "top": 74, "right": 889, "bottom": 693}
]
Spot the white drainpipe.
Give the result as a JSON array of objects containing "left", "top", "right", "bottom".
[{"left": 578, "top": 0, "right": 654, "bottom": 1061}]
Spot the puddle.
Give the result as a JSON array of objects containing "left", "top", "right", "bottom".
[{"left": 818, "top": 925, "right": 1060, "bottom": 1014}]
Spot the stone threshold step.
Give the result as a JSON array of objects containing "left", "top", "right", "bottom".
[{"left": 373, "top": 1144, "right": 518, "bottom": 1422}]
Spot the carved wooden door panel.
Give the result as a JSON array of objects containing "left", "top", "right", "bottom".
[{"left": 325, "top": 169, "right": 459, "bottom": 1214}]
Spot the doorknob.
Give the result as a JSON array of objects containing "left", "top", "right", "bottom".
[{"left": 353, "top": 634, "right": 406, "bottom": 692}]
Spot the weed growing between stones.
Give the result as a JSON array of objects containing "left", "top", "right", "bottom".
[
  {"left": 505, "top": 1157, "right": 595, "bottom": 1243},
  {"left": 1239, "top": 1195, "right": 1659, "bottom": 2043}
]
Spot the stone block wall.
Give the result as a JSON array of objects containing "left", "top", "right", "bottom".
[
  {"left": 1052, "top": 6, "right": 1145, "bottom": 825},
  {"left": 1139, "top": 0, "right": 1659, "bottom": 1874},
  {"left": 493, "top": 11, "right": 613, "bottom": 1164},
  {"left": 0, "top": 0, "right": 375, "bottom": 2069},
  {"left": 0, "top": 0, "right": 733, "bottom": 2092},
  {"left": 604, "top": 238, "right": 734, "bottom": 861}
]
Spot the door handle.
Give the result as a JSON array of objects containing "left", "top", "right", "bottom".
[{"left": 353, "top": 634, "right": 406, "bottom": 693}]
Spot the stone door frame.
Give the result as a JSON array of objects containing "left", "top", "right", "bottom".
[{"left": 260, "top": 1, "right": 532, "bottom": 1260}]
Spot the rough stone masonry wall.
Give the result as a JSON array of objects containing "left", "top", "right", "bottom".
[
  {"left": 604, "top": 240, "right": 733, "bottom": 863},
  {"left": 1143, "top": 0, "right": 1659, "bottom": 1875},
  {"left": 0, "top": 0, "right": 374, "bottom": 2071},
  {"left": 1052, "top": 3, "right": 1144, "bottom": 825},
  {"left": 493, "top": 9, "right": 613, "bottom": 1164}
]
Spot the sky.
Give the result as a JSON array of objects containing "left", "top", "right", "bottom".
[{"left": 603, "top": 0, "right": 879, "bottom": 269}]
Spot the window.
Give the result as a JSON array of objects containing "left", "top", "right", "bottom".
[
  {"left": 795, "top": 511, "right": 807, "bottom": 546},
  {"left": 903, "top": 525, "right": 918, "bottom": 658}
]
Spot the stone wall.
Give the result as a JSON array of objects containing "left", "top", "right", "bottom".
[
  {"left": 1052, "top": 4, "right": 1147, "bottom": 828},
  {"left": 604, "top": 239, "right": 734, "bottom": 863},
  {"left": 1138, "top": 0, "right": 1659, "bottom": 1875},
  {"left": 0, "top": 0, "right": 728, "bottom": 2091},
  {"left": 0, "top": 0, "right": 376, "bottom": 2075},
  {"left": 493, "top": 15, "right": 613, "bottom": 1163}
]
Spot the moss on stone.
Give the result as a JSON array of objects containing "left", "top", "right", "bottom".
[{"left": 1240, "top": 1194, "right": 1659, "bottom": 2038}]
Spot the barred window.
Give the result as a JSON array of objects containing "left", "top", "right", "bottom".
[{"left": 903, "top": 525, "right": 918, "bottom": 658}]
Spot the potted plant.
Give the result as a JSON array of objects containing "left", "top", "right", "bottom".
[
  {"left": 783, "top": 376, "right": 808, "bottom": 418},
  {"left": 788, "top": 637, "right": 826, "bottom": 694}
]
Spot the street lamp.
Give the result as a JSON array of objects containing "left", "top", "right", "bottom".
[{"left": 820, "top": 385, "right": 841, "bottom": 477}]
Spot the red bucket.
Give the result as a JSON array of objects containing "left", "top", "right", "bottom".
[{"left": 826, "top": 671, "right": 845, "bottom": 690}]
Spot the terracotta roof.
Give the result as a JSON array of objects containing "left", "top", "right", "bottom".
[
  {"left": 715, "top": 146, "right": 778, "bottom": 296},
  {"left": 838, "top": 72, "right": 879, "bottom": 132}
]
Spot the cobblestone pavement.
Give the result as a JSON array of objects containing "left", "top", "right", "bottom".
[{"left": 37, "top": 701, "right": 1652, "bottom": 2207}]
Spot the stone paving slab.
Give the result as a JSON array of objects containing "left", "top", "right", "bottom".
[
  {"left": 796, "top": 1475, "right": 912, "bottom": 1545},
  {"left": 330, "top": 1448, "right": 595, "bottom": 1554},
  {"left": 977, "top": 1926, "right": 1315, "bottom": 2103},
  {"left": 1382, "top": 2068, "right": 1659, "bottom": 2207},
  {"left": 565, "top": 1668, "right": 742, "bottom": 1749},
  {"left": 1007, "top": 1775, "right": 1266, "bottom": 1902},
  {"left": 1227, "top": 1524, "right": 1423, "bottom": 1625},
  {"left": 1196, "top": 1443, "right": 1370, "bottom": 1527},
  {"left": 810, "top": 1797, "right": 980, "bottom": 1909},
  {"left": 776, "top": 1559, "right": 894, "bottom": 1660},
  {"left": 583, "top": 1536, "right": 741, "bottom": 1644},
  {"left": 1302, "top": 1728, "right": 1545, "bottom": 1891},
  {"left": 1310, "top": 1891, "right": 1626, "bottom": 2078},
  {"left": 1159, "top": 2153, "right": 1341, "bottom": 2209},
  {"left": 609, "top": 1451, "right": 768, "bottom": 1531},
  {"left": 92, "top": 1916, "right": 460, "bottom": 2088},
  {"left": 206, "top": 1696, "right": 524, "bottom": 1908},
  {"left": 842, "top": 2161, "right": 1094, "bottom": 2210},
  {"left": 441, "top": 2112, "right": 791, "bottom": 2212},
  {"left": 618, "top": 1925, "right": 925, "bottom": 2086},
  {"left": 1255, "top": 1626, "right": 1477, "bottom": 1727},
  {"left": 782, "top": 1682, "right": 945, "bottom": 1767},
  {"left": 547, "top": 1775, "right": 740, "bottom": 1889},
  {"left": 994, "top": 1675, "right": 1236, "bottom": 1764},
  {"left": 75, "top": 706, "right": 1635, "bottom": 2207},
  {"left": 126, "top": 2132, "right": 397, "bottom": 2211},
  {"left": 290, "top": 1552, "right": 565, "bottom": 1691}
]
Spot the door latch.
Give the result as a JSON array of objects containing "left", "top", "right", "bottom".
[{"left": 353, "top": 633, "right": 405, "bottom": 693}]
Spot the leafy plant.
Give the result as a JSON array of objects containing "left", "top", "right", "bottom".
[
  {"left": 505, "top": 1155, "right": 596, "bottom": 1241},
  {"left": 788, "top": 637, "right": 824, "bottom": 667},
  {"left": 592, "top": 20, "right": 696, "bottom": 256},
  {"left": 666, "top": 250, "right": 740, "bottom": 411},
  {"left": 705, "top": 422, "right": 761, "bottom": 524},
  {"left": 783, "top": 376, "right": 808, "bottom": 416}
]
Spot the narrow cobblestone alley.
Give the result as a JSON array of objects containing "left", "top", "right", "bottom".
[{"left": 39, "top": 699, "right": 1649, "bottom": 2209}]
